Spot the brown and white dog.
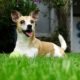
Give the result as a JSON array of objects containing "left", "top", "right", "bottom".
[{"left": 10, "top": 10, "right": 67, "bottom": 58}]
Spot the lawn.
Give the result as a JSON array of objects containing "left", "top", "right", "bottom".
[{"left": 0, "top": 53, "right": 80, "bottom": 80}]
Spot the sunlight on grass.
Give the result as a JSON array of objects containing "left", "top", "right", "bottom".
[{"left": 0, "top": 53, "right": 80, "bottom": 80}]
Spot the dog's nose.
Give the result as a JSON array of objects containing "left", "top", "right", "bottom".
[{"left": 27, "top": 25, "right": 32, "bottom": 30}]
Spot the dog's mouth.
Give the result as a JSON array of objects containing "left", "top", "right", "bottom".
[{"left": 22, "top": 30, "right": 33, "bottom": 37}]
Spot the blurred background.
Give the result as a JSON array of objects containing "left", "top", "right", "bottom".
[{"left": 0, "top": 0, "right": 80, "bottom": 53}]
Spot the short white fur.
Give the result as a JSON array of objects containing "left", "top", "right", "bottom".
[
  {"left": 53, "top": 34, "right": 67, "bottom": 57},
  {"left": 10, "top": 32, "right": 38, "bottom": 58}
]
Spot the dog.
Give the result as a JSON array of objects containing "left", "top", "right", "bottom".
[{"left": 10, "top": 10, "right": 67, "bottom": 58}]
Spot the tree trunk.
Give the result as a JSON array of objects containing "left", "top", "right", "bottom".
[{"left": 56, "top": 7, "right": 70, "bottom": 51}]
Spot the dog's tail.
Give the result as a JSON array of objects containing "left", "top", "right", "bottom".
[{"left": 58, "top": 34, "right": 67, "bottom": 51}]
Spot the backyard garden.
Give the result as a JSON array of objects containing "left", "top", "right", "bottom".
[{"left": 0, "top": 0, "right": 80, "bottom": 80}]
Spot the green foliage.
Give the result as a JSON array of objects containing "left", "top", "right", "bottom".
[
  {"left": 0, "top": 0, "right": 37, "bottom": 26},
  {"left": 0, "top": 53, "right": 80, "bottom": 80},
  {"left": 51, "top": 0, "right": 69, "bottom": 8},
  {"left": 42, "top": 0, "right": 69, "bottom": 8}
]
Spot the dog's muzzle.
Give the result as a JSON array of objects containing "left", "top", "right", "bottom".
[
  {"left": 22, "top": 29, "right": 33, "bottom": 37},
  {"left": 22, "top": 25, "right": 33, "bottom": 37}
]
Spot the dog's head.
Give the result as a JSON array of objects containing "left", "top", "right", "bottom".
[{"left": 11, "top": 10, "right": 39, "bottom": 37}]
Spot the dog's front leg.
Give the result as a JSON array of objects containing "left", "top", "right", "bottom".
[
  {"left": 9, "top": 51, "right": 23, "bottom": 58},
  {"left": 25, "top": 48, "right": 38, "bottom": 58},
  {"left": 10, "top": 47, "right": 38, "bottom": 58}
]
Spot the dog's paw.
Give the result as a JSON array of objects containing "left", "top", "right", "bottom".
[{"left": 9, "top": 51, "right": 23, "bottom": 58}]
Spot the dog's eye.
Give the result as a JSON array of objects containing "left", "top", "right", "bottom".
[
  {"left": 20, "top": 20, "right": 25, "bottom": 24},
  {"left": 30, "top": 20, "right": 34, "bottom": 24}
]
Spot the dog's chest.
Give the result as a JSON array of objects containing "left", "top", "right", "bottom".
[
  {"left": 14, "top": 33, "right": 38, "bottom": 57},
  {"left": 15, "top": 33, "right": 29, "bottom": 51},
  {"left": 16, "top": 39, "right": 28, "bottom": 52}
]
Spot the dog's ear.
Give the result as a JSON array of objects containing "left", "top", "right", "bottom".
[
  {"left": 11, "top": 10, "right": 22, "bottom": 22},
  {"left": 29, "top": 9, "right": 40, "bottom": 21}
]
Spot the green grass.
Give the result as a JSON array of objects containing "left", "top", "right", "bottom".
[{"left": 0, "top": 53, "right": 80, "bottom": 80}]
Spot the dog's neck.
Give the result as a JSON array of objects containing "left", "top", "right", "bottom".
[
  {"left": 17, "top": 31, "right": 30, "bottom": 42},
  {"left": 16, "top": 31, "right": 35, "bottom": 47}
]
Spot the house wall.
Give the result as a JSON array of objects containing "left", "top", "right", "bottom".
[
  {"left": 71, "top": 17, "right": 80, "bottom": 52},
  {"left": 70, "top": 0, "right": 80, "bottom": 52}
]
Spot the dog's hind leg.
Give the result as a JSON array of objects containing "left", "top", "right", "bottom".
[{"left": 53, "top": 44, "right": 63, "bottom": 57}]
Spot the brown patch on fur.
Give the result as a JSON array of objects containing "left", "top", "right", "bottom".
[
  {"left": 30, "top": 9, "right": 40, "bottom": 20},
  {"left": 60, "top": 48, "right": 65, "bottom": 55},
  {"left": 16, "top": 16, "right": 35, "bottom": 32},
  {"left": 29, "top": 38, "right": 54, "bottom": 56},
  {"left": 11, "top": 10, "right": 22, "bottom": 22}
]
